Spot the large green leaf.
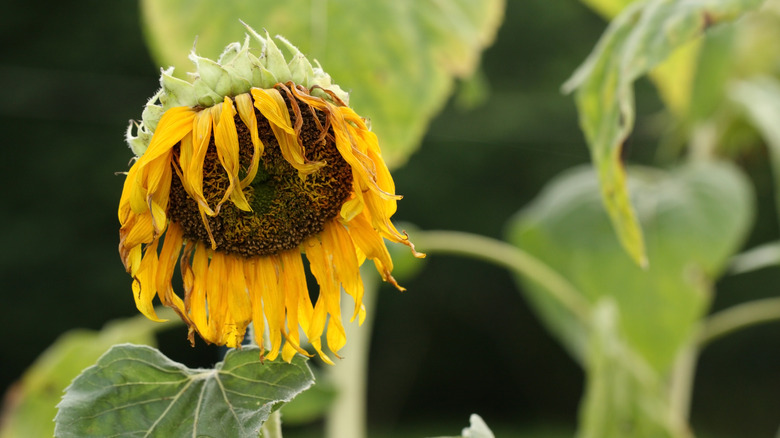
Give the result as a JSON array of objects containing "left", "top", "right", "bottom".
[
  {"left": 55, "top": 345, "right": 314, "bottom": 438},
  {"left": 140, "top": 0, "right": 504, "bottom": 169},
  {"left": 0, "top": 311, "right": 178, "bottom": 438},
  {"left": 507, "top": 161, "right": 753, "bottom": 371},
  {"left": 563, "top": 0, "right": 765, "bottom": 266}
]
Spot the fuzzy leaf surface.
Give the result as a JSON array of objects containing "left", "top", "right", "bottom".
[
  {"left": 563, "top": 0, "right": 765, "bottom": 266},
  {"left": 140, "top": 0, "right": 504, "bottom": 169},
  {"left": 55, "top": 345, "right": 313, "bottom": 438}
]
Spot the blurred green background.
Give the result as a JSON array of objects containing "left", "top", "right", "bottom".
[{"left": 1, "top": 1, "right": 779, "bottom": 437}]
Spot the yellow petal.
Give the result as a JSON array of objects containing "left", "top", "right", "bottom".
[
  {"left": 258, "top": 256, "right": 284, "bottom": 360},
  {"left": 185, "top": 109, "right": 215, "bottom": 216},
  {"left": 155, "top": 222, "right": 186, "bottom": 316},
  {"left": 235, "top": 93, "right": 264, "bottom": 187},
  {"left": 137, "top": 107, "right": 196, "bottom": 164},
  {"left": 225, "top": 254, "right": 251, "bottom": 348},
  {"left": 182, "top": 242, "right": 210, "bottom": 337},
  {"left": 279, "top": 249, "right": 312, "bottom": 362},
  {"left": 323, "top": 221, "right": 364, "bottom": 322},
  {"left": 304, "top": 235, "right": 346, "bottom": 359},
  {"left": 132, "top": 239, "right": 163, "bottom": 322},
  {"left": 205, "top": 251, "right": 229, "bottom": 344},
  {"left": 213, "top": 96, "right": 252, "bottom": 212},
  {"left": 251, "top": 88, "right": 323, "bottom": 176},
  {"left": 245, "top": 258, "right": 268, "bottom": 354},
  {"left": 346, "top": 211, "right": 400, "bottom": 289}
]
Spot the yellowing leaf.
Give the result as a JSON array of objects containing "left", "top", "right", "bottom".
[
  {"left": 563, "top": 0, "right": 766, "bottom": 266},
  {"left": 140, "top": 0, "right": 505, "bottom": 169}
]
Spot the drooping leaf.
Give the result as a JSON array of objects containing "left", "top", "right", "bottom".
[
  {"left": 140, "top": 0, "right": 505, "bottom": 169},
  {"left": 55, "top": 345, "right": 314, "bottom": 438},
  {"left": 0, "top": 310, "right": 179, "bottom": 438},
  {"left": 507, "top": 161, "right": 753, "bottom": 371},
  {"left": 563, "top": 0, "right": 765, "bottom": 266}
]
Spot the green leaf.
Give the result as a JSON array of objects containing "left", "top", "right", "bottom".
[
  {"left": 55, "top": 345, "right": 314, "bottom": 438},
  {"left": 730, "top": 76, "right": 780, "bottom": 230},
  {"left": 563, "top": 0, "right": 765, "bottom": 266},
  {"left": 0, "top": 310, "right": 179, "bottom": 438},
  {"left": 507, "top": 161, "right": 753, "bottom": 371},
  {"left": 140, "top": 0, "right": 504, "bottom": 169}
]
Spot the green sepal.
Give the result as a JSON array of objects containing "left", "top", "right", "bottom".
[
  {"left": 261, "top": 30, "right": 292, "bottom": 84},
  {"left": 277, "top": 35, "right": 315, "bottom": 86},
  {"left": 191, "top": 52, "right": 234, "bottom": 97},
  {"left": 160, "top": 67, "right": 197, "bottom": 108}
]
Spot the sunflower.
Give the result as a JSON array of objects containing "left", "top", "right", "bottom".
[{"left": 118, "top": 26, "right": 423, "bottom": 364}]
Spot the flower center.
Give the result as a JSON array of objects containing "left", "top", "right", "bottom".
[{"left": 168, "top": 91, "right": 354, "bottom": 257}]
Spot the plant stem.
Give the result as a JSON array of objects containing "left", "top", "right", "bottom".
[
  {"left": 414, "top": 230, "right": 592, "bottom": 324},
  {"left": 260, "top": 410, "right": 283, "bottom": 438},
  {"left": 698, "top": 297, "right": 780, "bottom": 346},
  {"left": 668, "top": 343, "right": 698, "bottom": 436},
  {"left": 325, "top": 268, "right": 379, "bottom": 438}
]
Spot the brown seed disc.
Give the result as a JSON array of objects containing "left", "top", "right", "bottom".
[{"left": 167, "top": 88, "right": 354, "bottom": 257}]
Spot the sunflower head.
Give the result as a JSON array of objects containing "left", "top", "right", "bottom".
[{"left": 118, "top": 25, "right": 423, "bottom": 364}]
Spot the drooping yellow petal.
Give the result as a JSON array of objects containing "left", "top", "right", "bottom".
[
  {"left": 213, "top": 96, "right": 252, "bottom": 212},
  {"left": 155, "top": 222, "right": 186, "bottom": 317},
  {"left": 131, "top": 239, "right": 163, "bottom": 322},
  {"left": 346, "top": 211, "right": 403, "bottom": 291},
  {"left": 235, "top": 93, "right": 264, "bottom": 187},
  {"left": 279, "top": 249, "right": 313, "bottom": 362},
  {"left": 305, "top": 235, "right": 347, "bottom": 358},
  {"left": 225, "top": 254, "right": 252, "bottom": 348},
  {"left": 136, "top": 107, "right": 196, "bottom": 164},
  {"left": 245, "top": 258, "right": 268, "bottom": 355},
  {"left": 185, "top": 109, "right": 215, "bottom": 216},
  {"left": 182, "top": 242, "right": 209, "bottom": 337},
  {"left": 257, "top": 256, "right": 285, "bottom": 360},
  {"left": 322, "top": 221, "right": 364, "bottom": 322},
  {"left": 118, "top": 163, "right": 140, "bottom": 223},
  {"left": 251, "top": 88, "right": 323, "bottom": 176},
  {"left": 119, "top": 212, "right": 155, "bottom": 254},
  {"left": 204, "top": 251, "right": 229, "bottom": 344}
]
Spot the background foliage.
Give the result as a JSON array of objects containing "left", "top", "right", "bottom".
[{"left": 1, "top": 1, "right": 779, "bottom": 437}]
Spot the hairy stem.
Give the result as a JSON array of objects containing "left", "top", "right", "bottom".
[{"left": 260, "top": 410, "right": 283, "bottom": 438}]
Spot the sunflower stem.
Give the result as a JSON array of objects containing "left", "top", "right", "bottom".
[
  {"left": 414, "top": 230, "right": 592, "bottom": 324},
  {"left": 325, "top": 267, "right": 379, "bottom": 438},
  {"left": 698, "top": 297, "right": 780, "bottom": 346},
  {"left": 260, "top": 409, "right": 283, "bottom": 438}
]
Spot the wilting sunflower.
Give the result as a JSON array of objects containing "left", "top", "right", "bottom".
[{"left": 118, "top": 26, "right": 423, "bottom": 364}]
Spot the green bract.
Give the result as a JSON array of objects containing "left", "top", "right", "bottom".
[{"left": 126, "top": 25, "right": 349, "bottom": 157}]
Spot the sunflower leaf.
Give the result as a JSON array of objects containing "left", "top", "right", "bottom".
[
  {"left": 0, "top": 312, "right": 177, "bottom": 438},
  {"left": 139, "top": 0, "right": 504, "bottom": 169},
  {"left": 507, "top": 162, "right": 753, "bottom": 371},
  {"left": 54, "top": 345, "right": 314, "bottom": 438},
  {"left": 563, "top": 0, "right": 766, "bottom": 267}
]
